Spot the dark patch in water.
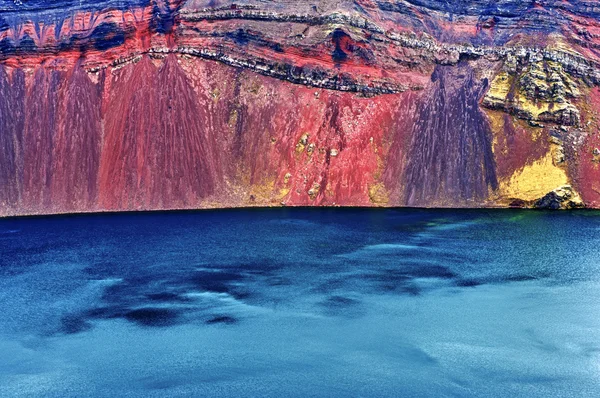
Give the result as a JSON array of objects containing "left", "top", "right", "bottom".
[
  {"left": 365, "top": 270, "right": 410, "bottom": 286},
  {"left": 321, "top": 295, "right": 361, "bottom": 308},
  {"left": 408, "top": 265, "right": 456, "bottom": 279},
  {"left": 505, "top": 274, "right": 538, "bottom": 282},
  {"left": 190, "top": 270, "right": 243, "bottom": 289},
  {"left": 140, "top": 375, "right": 184, "bottom": 390},
  {"left": 206, "top": 315, "right": 238, "bottom": 325},
  {"left": 400, "top": 283, "right": 422, "bottom": 296},
  {"left": 366, "top": 269, "right": 409, "bottom": 281},
  {"left": 456, "top": 279, "right": 483, "bottom": 287},
  {"left": 319, "top": 295, "right": 364, "bottom": 317},
  {"left": 187, "top": 270, "right": 252, "bottom": 299},
  {"left": 380, "top": 281, "right": 421, "bottom": 296},
  {"left": 124, "top": 308, "right": 180, "bottom": 327},
  {"left": 361, "top": 267, "right": 450, "bottom": 295},
  {"left": 85, "top": 305, "right": 182, "bottom": 328},
  {"left": 60, "top": 314, "right": 92, "bottom": 334},
  {"left": 146, "top": 292, "right": 190, "bottom": 302}
]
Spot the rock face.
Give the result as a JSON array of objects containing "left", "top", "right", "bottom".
[
  {"left": 482, "top": 61, "right": 582, "bottom": 127},
  {"left": 2, "top": 0, "right": 600, "bottom": 215},
  {"left": 534, "top": 185, "right": 585, "bottom": 209},
  {"left": 402, "top": 63, "right": 498, "bottom": 207}
]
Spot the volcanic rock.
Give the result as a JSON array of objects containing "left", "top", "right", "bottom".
[
  {"left": 534, "top": 186, "right": 585, "bottom": 209},
  {"left": 1, "top": 0, "right": 600, "bottom": 214}
]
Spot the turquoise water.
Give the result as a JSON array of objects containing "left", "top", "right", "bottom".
[{"left": 1, "top": 209, "right": 600, "bottom": 397}]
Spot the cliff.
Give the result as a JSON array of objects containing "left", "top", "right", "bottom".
[{"left": 2, "top": 0, "right": 600, "bottom": 215}]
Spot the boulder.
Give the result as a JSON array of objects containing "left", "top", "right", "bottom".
[{"left": 533, "top": 185, "right": 585, "bottom": 209}]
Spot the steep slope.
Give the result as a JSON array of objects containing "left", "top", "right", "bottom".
[{"left": 1, "top": 0, "right": 600, "bottom": 215}]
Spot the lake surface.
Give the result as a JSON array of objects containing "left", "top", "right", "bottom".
[{"left": 1, "top": 208, "right": 600, "bottom": 397}]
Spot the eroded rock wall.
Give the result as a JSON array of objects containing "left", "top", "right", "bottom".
[{"left": 1, "top": 0, "right": 600, "bottom": 214}]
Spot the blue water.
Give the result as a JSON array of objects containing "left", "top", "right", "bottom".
[{"left": 1, "top": 208, "right": 600, "bottom": 397}]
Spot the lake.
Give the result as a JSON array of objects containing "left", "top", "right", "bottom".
[{"left": 1, "top": 208, "right": 600, "bottom": 397}]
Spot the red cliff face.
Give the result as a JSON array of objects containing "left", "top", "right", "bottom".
[{"left": 1, "top": 0, "right": 600, "bottom": 215}]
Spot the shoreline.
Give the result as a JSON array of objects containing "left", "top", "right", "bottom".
[{"left": 2, "top": 205, "right": 600, "bottom": 221}]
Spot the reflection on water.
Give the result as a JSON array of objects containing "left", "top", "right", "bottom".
[{"left": 1, "top": 209, "right": 600, "bottom": 397}]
